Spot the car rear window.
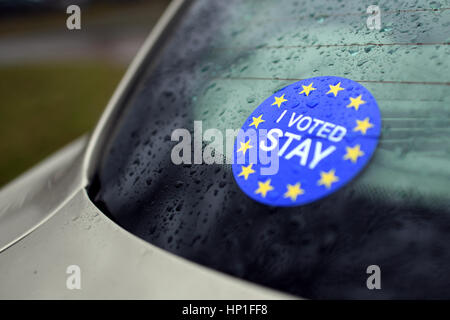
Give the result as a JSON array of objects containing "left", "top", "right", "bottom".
[{"left": 89, "top": 0, "right": 450, "bottom": 299}]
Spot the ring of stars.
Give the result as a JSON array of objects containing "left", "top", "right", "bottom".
[{"left": 235, "top": 77, "right": 378, "bottom": 206}]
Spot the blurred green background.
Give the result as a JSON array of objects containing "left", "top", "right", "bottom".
[{"left": 0, "top": 0, "right": 170, "bottom": 187}]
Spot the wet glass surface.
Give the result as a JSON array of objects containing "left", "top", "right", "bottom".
[{"left": 90, "top": 0, "right": 450, "bottom": 299}]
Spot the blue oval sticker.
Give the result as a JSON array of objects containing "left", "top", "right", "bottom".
[{"left": 232, "top": 76, "right": 381, "bottom": 207}]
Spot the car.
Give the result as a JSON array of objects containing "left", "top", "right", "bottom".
[{"left": 0, "top": 0, "right": 449, "bottom": 299}]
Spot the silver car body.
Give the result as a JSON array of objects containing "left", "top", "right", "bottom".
[{"left": 0, "top": 0, "right": 289, "bottom": 299}]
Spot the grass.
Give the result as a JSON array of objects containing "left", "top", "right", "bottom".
[
  {"left": 0, "top": 1, "right": 170, "bottom": 36},
  {"left": 0, "top": 61, "right": 125, "bottom": 187}
]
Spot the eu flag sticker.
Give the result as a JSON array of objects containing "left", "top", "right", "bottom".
[{"left": 232, "top": 76, "right": 381, "bottom": 207}]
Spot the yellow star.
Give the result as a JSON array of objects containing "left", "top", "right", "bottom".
[
  {"left": 347, "top": 94, "right": 366, "bottom": 111},
  {"left": 326, "top": 82, "right": 345, "bottom": 97},
  {"left": 249, "top": 114, "right": 265, "bottom": 129},
  {"left": 283, "top": 183, "right": 305, "bottom": 202},
  {"left": 343, "top": 145, "right": 364, "bottom": 163},
  {"left": 271, "top": 94, "right": 288, "bottom": 108},
  {"left": 237, "top": 139, "right": 252, "bottom": 156},
  {"left": 238, "top": 164, "right": 255, "bottom": 180},
  {"left": 255, "top": 179, "right": 274, "bottom": 198},
  {"left": 299, "top": 82, "right": 316, "bottom": 96},
  {"left": 354, "top": 117, "right": 374, "bottom": 135},
  {"left": 317, "top": 169, "right": 339, "bottom": 189}
]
